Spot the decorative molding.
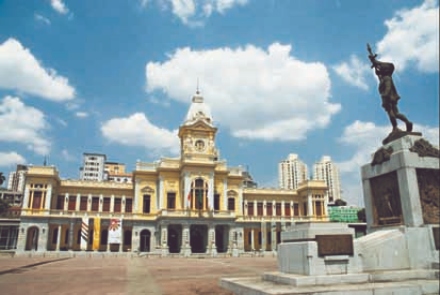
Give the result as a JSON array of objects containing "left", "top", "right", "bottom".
[
  {"left": 409, "top": 138, "right": 440, "bottom": 158},
  {"left": 141, "top": 186, "right": 155, "bottom": 193},
  {"left": 371, "top": 147, "right": 393, "bottom": 166}
]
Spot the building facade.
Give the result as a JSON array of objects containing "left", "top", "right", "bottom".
[
  {"left": 278, "top": 154, "right": 308, "bottom": 190},
  {"left": 14, "top": 92, "right": 329, "bottom": 255},
  {"left": 7, "top": 164, "right": 27, "bottom": 193},
  {"left": 313, "top": 156, "right": 341, "bottom": 203}
]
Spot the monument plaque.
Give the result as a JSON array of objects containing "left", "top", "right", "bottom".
[
  {"left": 316, "top": 234, "right": 353, "bottom": 257},
  {"left": 416, "top": 168, "right": 440, "bottom": 224},
  {"left": 369, "top": 171, "right": 403, "bottom": 226}
]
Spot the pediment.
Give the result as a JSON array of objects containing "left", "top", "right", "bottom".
[
  {"left": 227, "top": 190, "right": 238, "bottom": 197},
  {"left": 141, "top": 186, "right": 155, "bottom": 193}
]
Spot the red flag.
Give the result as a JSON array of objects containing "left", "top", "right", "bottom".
[{"left": 187, "top": 191, "right": 191, "bottom": 202}]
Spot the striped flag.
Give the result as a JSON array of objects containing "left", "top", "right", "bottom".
[{"left": 80, "top": 217, "right": 89, "bottom": 250}]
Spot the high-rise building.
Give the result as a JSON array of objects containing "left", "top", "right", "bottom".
[
  {"left": 104, "top": 162, "right": 132, "bottom": 183},
  {"left": 7, "top": 165, "right": 27, "bottom": 193},
  {"left": 278, "top": 154, "right": 308, "bottom": 190},
  {"left": 313, "top": 156, "right": 341, "bottom": 203},
  {"left": 79, "top": 153, "right": 106, "bottom": 181}
]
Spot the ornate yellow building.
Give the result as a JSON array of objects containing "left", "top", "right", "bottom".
[{"left": 16, "top": 91, "right": 329, "bottom": 255}]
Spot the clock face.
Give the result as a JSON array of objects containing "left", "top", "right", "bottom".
[{"left": 194, "top": 139, "right": 205, "bottom": 152}]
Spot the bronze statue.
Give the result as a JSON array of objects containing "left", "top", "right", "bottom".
[{"left": 367, "top": 43, "right": 413, "bottom": 134}]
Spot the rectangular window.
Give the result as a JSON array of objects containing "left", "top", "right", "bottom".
[
  {"left": 56, "top": 195, "right": 64, "bottom": 210},
  {"left": 80, "top": 196, "right": 88, "bottom": 211},
  {"left": 100, "top": 230, "right": 108, "bottom": 245},
  {"left": 125, "top": 199, "right": 132, "bottom": 213},
  {"left": 114, "top": 198, "right": 121, "bottom": 212},
  {"left": 77, "top": 230, "right": 81, "bottom": 245},
  {"left": 266, "top": 203, "right": 273, "bottom": 216},
  {"left": 258, "top": 231, "right": 262, "bottom": 245},
  {"left": 91, "top": 197, "right": 99, "bottom": 211},
  {"left": 276, "top": 203, "right": 282, "bottom": 216},
  {"left": 65, "top": 229, "right": 69, "bottom": 244},
  {"left": 68, "top": 196, "right": 76, "bottom": 211},
  {"left": 247, "top": 203, "right": 254, "bottom": 216},
  {"left": 214, "top": 194, "right": 220, "bottom": 211},
  {"left": 167, "top": 193, "right": 176, "bottom": 209},
  {"left": 303, "top": 203, "right": 307, "bottom": 216},
  {"left": 102, "top": 198, "right": 110, "bottom": 212},
  {"left": 32, "top": 191, "right": 42, "bottom": 209},
  {"left": 227, "top": 198, "right": 235, "bottom": 211},
  {"left": 89, "top": 230, "right": 93, "bottom": 245},
  {"left": 257, "top": 202, "right": 263, "bottom": 216},
  {"left": 143, "top": 195, "right": 150, "bottom": 213},
  {"left": 294, "top": 203, "right": 299, "bottom": 216},
  {"left": 284, "top": 203, "right": 291, "bottom": 216}
]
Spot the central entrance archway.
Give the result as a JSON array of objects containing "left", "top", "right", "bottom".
[
  {"left": 168, "top": 225, "right": 181, "bottom": 253},
  {"left": 140, "top": 229, "right": 151, "bottom": 252},
  {"left": 190, "top": 224, "right": 207, "bottom": 253},
  {"left": 25, "top": 227, "right": 39, "bottom": 251}
]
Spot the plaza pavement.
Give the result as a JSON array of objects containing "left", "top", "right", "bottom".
[{"left": 0, "top": 255, "right": 277, "bottom": 295}]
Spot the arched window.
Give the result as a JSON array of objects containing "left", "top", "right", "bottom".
[{"left": 190, "top": 178, "right": 208, "bottom": 210}]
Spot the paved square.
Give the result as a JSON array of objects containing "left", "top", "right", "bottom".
[{"left": 0, "top": 255, "right": 277, "bottom": 295}]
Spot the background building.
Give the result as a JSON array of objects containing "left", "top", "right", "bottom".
[
  {"left": 7, "top": 164, "right": 27, "bottom": 193},
  {"left": 79, "top": 153, "right": 106, "bottom": 181},
  {"left": 104, "top": 162, "right": 132, "bottom": 183},
  {"left": 313, "top": 155, "right": 341, "bottom": 203},
  {"left": 278, "top": 154, "right": 308, "bottom": 190}
]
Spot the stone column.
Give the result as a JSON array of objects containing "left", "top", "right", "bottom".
[
  {"left": 160, "top": 224, "right": 168, "bottom": 256},
  {"left": 261, "top": 222, "right": 266, "bottom": 253},
  {"left": 253, "top": 201, "right": 257, "bottom": 217},
  {"left": 281, "top": 201, "right": 285, "bottom": 217},
  {"left": 208, "top": 224, "right": 216, "bottom": 256},
  {"left": 87, "top": 194, "right": 92, "bottom": 211},
  {"left": 158, "top": 177, "right": 164, "bottom": 210},
  {"left": 45, "top": 184, "right": 52, "bottom": 211},
  {"left": 63, "top": 193, "right": 69, "bottom": 211},
  {"left": 250, "top": 228, "right": 255, "bottom": 251},
  {"left": 263, "top": 200, "right": 267, "bottom": 217},
  {"left": 272, "top": 200, "right": 276, "bottom": 217},
  {"left": 122, "top": 196, "right": 126, "bottom": 213},
  {"left": 223, "top": 178, "right": 228, "bottom": 210},
  {"left": 134, "top": 179, "right": 140, "bottom": 213},
  {"left": 119, "top": 230, "right": 124, "bottom": 252},
  {"left": 307, "top": 194, "right": 313, "bottom": 217},
  {"left": 110, "top": 195, "right": 115, "bottom": 213},
  {"left": 56, "top": 225, "right": 62, "bottom": 251},
  {"left": 323, "top": 191, "right": 329, "bottom": 216},
  {"left": 271, "top": 222, "right": 277, "bottom": 252},
  {"left": 23, "top": 186, "right": 30, "bottom": 209},
  {"left": 99, "top": 194, "right": 103, "bottom": 212},
  {"left": 75, "top": 193, "right": 80, "bottom": 211},
  {"left": 68, "top": 221, "right": 74, "bottom": 250},
  {"left": 181, "top": 224, "right": 191, "bottom": 257}
]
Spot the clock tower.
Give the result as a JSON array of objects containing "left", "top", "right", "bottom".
[{"left": 178, "top": 90, "right": 218, "bottom": 163}]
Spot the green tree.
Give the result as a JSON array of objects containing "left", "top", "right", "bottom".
[
  {"left": 357, "top": 208, "right": 366, "bottom": 222},
  {"left": 0, "top": 198, "right": 10, "bottom": 214},
  {"left": 334, "top": 199, "right": 347, "bottom": 206},
  {"left": 0, "top": 172, "right": 5, "bottom": 186}
]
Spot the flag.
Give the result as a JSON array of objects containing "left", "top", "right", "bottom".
[
  {"left": 80, "top": 217, "right": 89, "bottom": 251},
  {"left": 108, "top": 218, "right": 122, "bottom": 244},
  {"left": 92, "top": 218, "right": 100, "bottom": 251}
]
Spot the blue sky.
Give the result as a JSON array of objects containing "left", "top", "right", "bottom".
[{"left": 0, "top": 0, "right": 438, "bottom": 206}]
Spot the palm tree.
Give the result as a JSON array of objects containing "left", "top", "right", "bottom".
[{"left": 0, "top": 172, "right": 5, "bottom": 186}]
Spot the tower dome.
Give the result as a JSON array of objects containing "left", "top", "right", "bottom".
[{"left": 184, "top": 91, "right": 213, "bottom": 125}]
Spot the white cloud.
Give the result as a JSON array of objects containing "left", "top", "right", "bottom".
[
  {"left": 101, "top": 113, "right": 179, "bottom": 155},
  {"left": 34, "top": 13, "right": 51, "bottom": 25},
  {"left": 61, "top": 149, "right": 75, "bottom": 162},
  {"left": 0, "top": 38, "right": 75, "bottom": 101},
  {"left": 149, "top": 96, "right": 170, "bottom": 107},
  {"left": 376, "top": 0, "right": 439, "bottom": 73},
  {"left": 50, "top": 0, "right": 69, "bottom": 15},
  {"left": 75, "top": 111, "right": 89, "bottom": 118},
  {"left": 146, "top": 0, "right": 248, "bottom": 26},
  {"left": 0, "top": 151, "right": 26, "bottom": 167},
  {"left": 146, "top": 43, "right": 340, "bottom": 141},
  {"left": 336, "top": 120, "right": 439, "bottom": 206},
  {"left": 0, "top": 96, "right": 50, "bottom": 155},
  {"left": 333, "top": 55, "right": 371, "bottom": 90}
]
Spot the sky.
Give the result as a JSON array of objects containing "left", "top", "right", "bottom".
[{"left": 0, "top": 0, "right": 438, "bottom": 206}]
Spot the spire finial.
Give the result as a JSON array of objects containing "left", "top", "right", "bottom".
[{"left": 196, "top": 78, "right": 200, "bottom": 94}]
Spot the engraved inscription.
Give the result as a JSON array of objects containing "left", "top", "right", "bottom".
[
  {"left": 416, "top": 169, "right": 440, "bottom": 224},
  {"left": 316, "top": 235, "right": 354, "bottom": 257},
  {"left": 369, "top": 171, "right": 403, "bottom": 226}
]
